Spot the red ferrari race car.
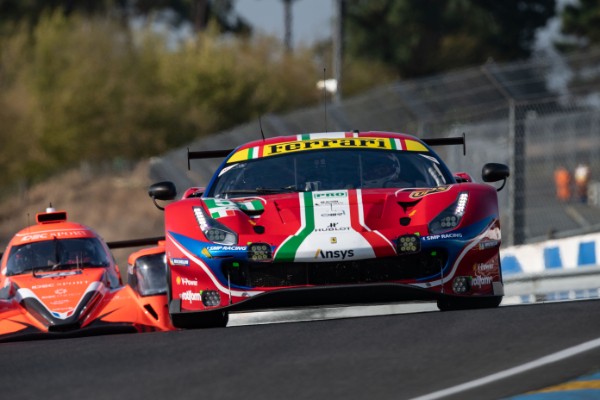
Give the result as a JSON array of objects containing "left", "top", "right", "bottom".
[
  {"left": 0, "top": 207, "right": 173, "bottom": 342},
  {"left": 148, "top": 131, "right": 509, "bottom": 328}
]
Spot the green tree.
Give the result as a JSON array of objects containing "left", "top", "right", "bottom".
[
  {"left": 0, "top": 12, "right": 320, "bottom": 189},
  {"left": 560, "top": 0, "right": 600, "bottom": 50},
  {"left": 344, "top": 0, "right": 556, "bottom": 78},
  {"left": 0, "top": 0, "right": 250, "bottom": 35}
]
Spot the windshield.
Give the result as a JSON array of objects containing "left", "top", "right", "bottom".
[
  {"left": 6, "top": 238, "right": 111, "bottom": 276},
  {"left": 208, "top": 149, "right": 454, "bottom": 198}
]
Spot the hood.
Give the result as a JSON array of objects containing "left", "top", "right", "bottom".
[
  {"left": 199, "top": 186, "right": 461, "bottom": 262},
  {"left": 10, "top": 268, "right": 108, "bottom": 331}
]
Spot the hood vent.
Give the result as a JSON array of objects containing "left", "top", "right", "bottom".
[{"left": 397, "top": 200, "right": 421, "bottom": 213}]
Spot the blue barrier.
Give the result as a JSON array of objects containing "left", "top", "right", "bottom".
[
  {"left": 502, "top": 255, "right": 523, "bottom": 274},
  {"left": 501, "top": 233, "right": 600, "bottom": 276},
  {"left": 578, "top": 241, "right": 597, "bottom": 266},
  {"left": 543, "top": 246, "right": 562, "bottom": 269}
]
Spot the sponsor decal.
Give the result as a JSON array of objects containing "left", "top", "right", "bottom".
[
  {"left": 315, "top": 249, "right": 355, "bottom": 260},
  {"left": 314, "top": 191, "right": 347, "bottom": 199},
  {"left": 330, "top": 237, "right": 337, "bottom": 244},
  {"left": 171, "top": 258, "right": 190, "bottom": 266},
  {"left": 206, "top": 245, "right": 247, "bottom": 251},
  {"left": 227, "top": 137, "right": 429, "bottom": 162},
  {"left": 321, "top": 210, "right": 346, "bottom": 217},
  {"left": 409, "top": 186, "right": 450, "bottom": 199},
  {"left": 180, "top": 290, "right": 202, "bottom": 303},
  {"left": 471, "top": 275, "right": 493, "bottom": 287},
  {"left": 478, "top": 240, "right": 499, "bottom": 250},
  {"left": 32, "top": 284, "right": 55, "bottom": 290},
  {"left": 314, "top": 222, "right": 351, "bottom": 232},
  {"left": 55, "top": 288, "right": 67, "bottom": 295},
  {"left": 474, "top": 262, "right": 495, "bottom": 273},
  {"left": 19, "top": 230, "right": 88, "bottom": 242},
  {"left": 35, "top": 281, "right": 88, "bottom": 287},
  {"left": 176, "top": 276, "right": 198, "bottom": 286},
  {"left": 422, "top": 233, "right": 463, "bottom": 241}
]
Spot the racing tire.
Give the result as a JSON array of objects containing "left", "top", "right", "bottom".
[{"left": 437, "top": 295, "right": 503, "bottom": 311}]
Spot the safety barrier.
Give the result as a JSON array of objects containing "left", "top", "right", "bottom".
[
  {"left": 501, "top": 232, "right": 600, "bottom": 303},
  {"left": 501, "top": 232, "right": 600, "bottom": 275}
]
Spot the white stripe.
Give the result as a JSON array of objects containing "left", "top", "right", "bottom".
[
  {"left": 394, "top": 138, "right": 404, "bottom": 150},
  {"left": 408, "top": 336, "right": 600, "bottom": 400},
  {"left": 356, "top": 189, "right": 395, "bottom": 249},
  {"left": 17, "top": 281, "right": 104, "bottom": 320}
]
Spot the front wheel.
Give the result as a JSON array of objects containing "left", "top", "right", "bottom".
[{"left": 437, "top": 296, "right": 502, "bottom": 311}]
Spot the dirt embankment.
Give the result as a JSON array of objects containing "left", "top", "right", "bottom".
[{"left": 0, "top": 160, "right": 165, "bottom": 270}]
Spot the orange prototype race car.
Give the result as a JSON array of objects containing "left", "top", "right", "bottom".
[{"left": 0, "top": 207, "right": 173, "bottom": 342}]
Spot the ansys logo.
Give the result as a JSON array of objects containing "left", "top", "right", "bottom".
[{"left": 315, "top": 249, "right": 355, "bottom": 260}]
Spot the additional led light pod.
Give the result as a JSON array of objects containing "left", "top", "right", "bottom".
[
  {"left": 452, "top": 276, "right": 470, "bottom": 294},
  {"left": 201, "top": 290, "right": 221, "bottom": 307},
  {"left": 248, "top": 242, "right": 273, "bottom": 262},
  {"left": 396, "top": 234, "right": 421, "bottom": 254}
]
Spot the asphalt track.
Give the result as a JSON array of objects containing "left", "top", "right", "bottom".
[{"left": 1, "top": 300, "right": 600, "bottom": 400}]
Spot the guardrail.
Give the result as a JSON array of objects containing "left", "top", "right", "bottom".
[
  {"left": 501, "top": 231, "right": 600, "bottom": 303},
  {"left": 503, "top": 267, "right": 600, "bottom": 303}
]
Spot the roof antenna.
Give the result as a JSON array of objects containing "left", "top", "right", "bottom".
[
  {"left": 323, "top": 67, "right": 328, "bottom": 133},
  {"left": 258, "top": 115, "right": 266, "bottom": 141}
]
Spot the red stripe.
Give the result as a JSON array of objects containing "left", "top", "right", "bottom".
[
  {"left": 348, "top": 190, "right": 396, "bottom": 257},
  {"left": 400, "top": 138, "right": 407, "bottom": 150},
  {"left": 257, "top": 145, "right": 264, "bottom": 158}
]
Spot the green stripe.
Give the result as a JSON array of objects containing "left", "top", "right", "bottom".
[
  {"left": 204, "top": 199, "right": 218, "bottom": 208},
  {"left": 389, "top": 138, "right": 397, "bottom": 150},
  {"left": 274, "top": 192, "right": 315, "bottom": 261},
  {"left": 301, "top": 133, "right": 311, "bottom": 140}
]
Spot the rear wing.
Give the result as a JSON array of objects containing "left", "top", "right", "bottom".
[{"left": 186, "top": 134, "right": 466, "bottom": 168}]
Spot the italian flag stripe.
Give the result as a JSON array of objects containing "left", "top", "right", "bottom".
[
  {"left": 348, "top": 190, "right": 396, "bottom": 257},
  {"left": 274, "top": 192, "right": 315, "bottom": 261}
]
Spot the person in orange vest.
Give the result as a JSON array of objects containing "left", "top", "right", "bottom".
[
  {"left": 574, "top": 162, "right": 590, "bottom": 203},
  {"left": 554, "top": 166, "right": 571, "bottom": 202}
]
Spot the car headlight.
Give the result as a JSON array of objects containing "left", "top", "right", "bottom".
[
  {"left": 193, "top": 206, "right": 238, "bottom": 245},
  {"left": 428, "top": 192, "right": 468, "bottom": 234}
]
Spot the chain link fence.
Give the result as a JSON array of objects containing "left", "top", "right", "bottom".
[{"left": 152, "top": 47, "right": 600, "bottom": 246}]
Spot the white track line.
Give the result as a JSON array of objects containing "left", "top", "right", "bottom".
[{"left": 408, "top": 336, "right": 600, "bottom": 400}]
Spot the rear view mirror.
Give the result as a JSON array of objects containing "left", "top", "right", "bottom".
[
  {"left": 482, "top": 163, "right": 509, "bottom": 191},
  {"left": 149, "top": 181, "right": 177, "bottom": 210}
]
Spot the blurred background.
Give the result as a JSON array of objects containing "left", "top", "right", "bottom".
[{"left": 0, "top": 0, "right": 599, "bottom": 268}]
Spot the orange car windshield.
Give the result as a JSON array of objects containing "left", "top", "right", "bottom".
[{"left": 6, "top": 238, "right": 111, "bottom": 276}]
